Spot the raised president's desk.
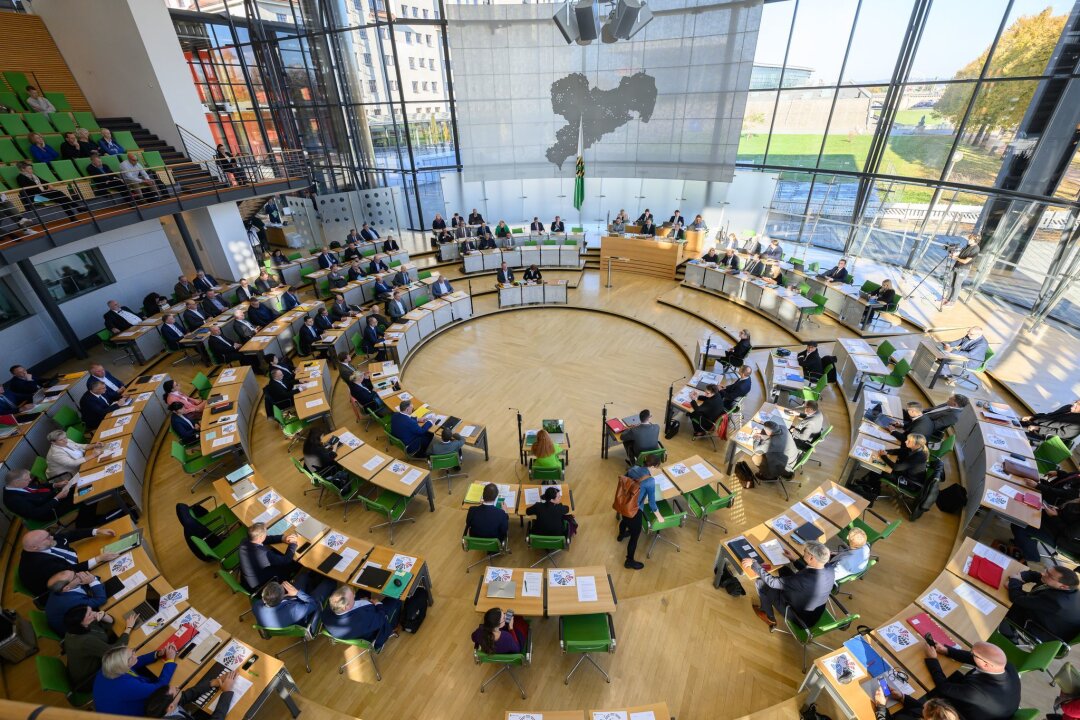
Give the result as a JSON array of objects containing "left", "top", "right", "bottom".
[{"left": 600, "top": 234, "right": 685, "bottom": 280}]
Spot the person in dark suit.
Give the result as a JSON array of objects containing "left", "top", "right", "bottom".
[
  {"left": 160, "top": 314, "right": 186, "bottom": 350},
  {"left": 722, "top": 329, "right": 751, "bottom": 368},
  {"left": 640, "top": 219, "right": 656, "bottom": 236},
  {"left": 3, "top": 467, "right": 78, "bottom": 523},
  {"left": 316, "top": 247, "right": 338, "bottom": 269},
  {"left": 281, "top": 286, "right": 301, "bottom": 311},
  {"left": 19, "top": 528, "right": 119, "bottom": 597},
  {"left": 941, "top": 327, "right": 989, "bottom": 384},
  {"left": 820, "top": 259, "right": 849, "bottom": 283},
  {"left": 235, "top": 279, "right": 256, "bottom": 303},
  {"left": 266, "top": 354, "right": 295, "bottom": 385},
  {"left": 861, "top": 278, "right": 897, "bottom": 326},
  {"left": 103, "top": 300, "right": 142, "bottom": 334},
  {"left": 431, "top": 276, "right": 454, "bottom": 297},
  {"left": 621, "top": 409, "right": 660, "bottom": 459},
  {"left": 797, "top": 342, "right": 824, "bottom": 381},
  {"left": 523, "top": 265, "right": 542, "bottom": 282},
  {"left": 174, "top": 275, "right": 197, "bottom": 301},
  {"left": 465, "top": 483, "right": 509, "bottom": 541},
  {"left": 348, "top": 371, "right": 386, "bottom": 415},
  {"left": 314, "top": 307, "right": 334, "bottom": 332},
  {"left": 742, "top": 541, "right": 834, "bottom": 628},
  {"left": 689, "top": 384, "right": 726, "bottom": 435},
  {"left": 382, "top": 235, "right": 399, "bottom": 253},
  {"left": 207, "top": 326, "right": 244, "bottom": 366},
  {"left": 359, "top": 317, "right": 385, "bottom": 361},
  {"left": 15, "top": 161, "right": 79, "bottom": 221},
  {"left": 790, "top": 401, "right": 825, "bottom": 451},
  {"left": 266, "top": 369, "right": 299, "bottom": 410},
  {"left": 322, "top": 585, "right": 400, "bottom": 650},
  {"left": 200, "top": 290, "right": 229, "bottom": 317},
  {"left": 700, "top": 248, "right": 720, "bottom": 263},
  {"left": 999, "top": 565, "right": 1080, "bottom": 644},
  {"left": 6, "top": 364, "right": 49, "bottom": 404},
  {"left": 347, "top": 259, "right": 366, "bottom": 281},
  {"left": 181, "top": 300, "right": 208, "bottom": 330},
  {"left": 170, "top": 402, "right": 200, "bottom": 446},
  {"left": 80, "top": 380, "right": 128, "bottom": 430},
  {"left": 431, "top": 214, "right": 447, "bottom": 232},
  {"left": 888, "top": 402, "right": 935, "bottom": 443},
  {"left": 295, "top": 317, "right": 320, "bottom": 356},
  {"left": 636, "top": 209, "right": 652, "bottom": 225},
  {"left": 252, "top": 579, "right": 334, "bottom": 633},
  {"left": 385, "top": 290, "right": 407, "bottom": 324},
  {"left": 550, "top": 216, "right": 565, "bottom": 233},
  {"left": 390, "top": 399, "right": 433, "bottom": 456},
  {"left": 255, "top": 270, "right": 279, "bottom": 294},
  {"left": 886, "top": 640, "right": 1020, "bottom": 720},
  {"left": 368, "top": 255, "right": 390, "bottom": 275},
  {"left": 460, "top": 237, "right": 478, "bottom": 253},
  {"left": 744, "top": 253, "right": 767, "bottom": 277},
  {"left": 44, "top": 570, "right": 109, "bottom": 636},
  {"left": 751, "top": 420, "right": 799, "bottom": 479},
  {"left": 329, "top": 295, "right": 356, "bottom": 322},
  {"left": 144, "top": 670, "right": 237, "bottom": 719},
  {"left": 391, "top": 267, "right": 410, "bottom": 287},
  {"left": 529, "top": 217, "right": 545, "bottom": 233},
  {"left": 762, "top": 238, "right": 784, "bottom": 260},
  {"left": 924, "top": 394, "right": 968, "bottom": 436},
  {"left": 496, "top": 263, "right": 514, "bottom": 284},
  {"left": 360, "top": 223, "right": 380, "bottom": 242},
  {"left": 231, "top": 310, "right": 258, "bottom": 343},
  {"left": 193, "top": 270, "right": 218, "bottom": 293},
  {"left": 720, "top": 365, "right": 753, "bottom": 412},
  {"left": 526, "top": 486, "right": 571, "bottom": 537},
  {"left": 247, "top": 300, "right": 274, "bottom": 327},
  {"left": 85, "top": 152, "right": 125, "bottom": 197},
  {"left": 238, "top": 523, "right": 300, "bottom": 592},
  {"left": 1022, "top": 399, "right": 1080, "bottom": 444},
  {"left": 477, "top": 232, "right": 497, "bottom": 250},
  {"left": 876, "top": 434, "right": 929, "bottom": 492},
  {"left": 668, "top": 211, "right": 685, "bottom": 230},
  {"left": 467, "top": 209, "right": 484, "bottom": 225}
]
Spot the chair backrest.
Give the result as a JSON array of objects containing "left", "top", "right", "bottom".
[
  {"left": 112, "top": 129, "right": 138, "bottom": 149},
  {"left": 811, "top": 293, "right": 828, "bottom": 308},
  {"left": 218, "top": 567, "right": 249, "bottom": 595},
  {"left": 35, "top": 654, "right": 72, "bottom": 696},
  {"left": 429, "top": 452, "right": 459, "bottom": 471},
  {"left": 256, "top": 623, "right": 307, "bottom": 639},
  {"left": 876, "top": 519, "right": 902, "bottom": 543},
  {"left": 0, "top": 137, "right": 23, "bottom": 163},
  {"left": 415, "top": 294, "right": 431, "bottom": 306},
  {"left": 52, "top": 404, "right": 81, "bottom": 429},
  {"left": 0, "top": 91, "right": 24, "bottom": 111},
  {"left": 876, "top": 340, "right": 895, "bottom": 363},
  {"left": 170, "top": 441, "right": 190, "bottom": 465},
  {"left": 30, "top": 456, "right": 47, "bottom": 482},
  {"left": 930, "top": 434, "right": 955, "bottom": 459},
  {"left": 463, "top": 534, "right": 502, "bottom": 552},
  {"left": 891, "top": 358, "right": 911, "bottom": 380},
  {"left": 528, "top": 534, "right": 567, "bottom": 550},
  {"left": 977, "top": 346, "right": 995, "bottom": 371},
  {"left": 65, "top": 427, "right": 85, "bottom": 443},
  {"left": 23, "top": 112, "right": 54, "bottom": 134},
  {"left": 1035, "top": 436, "right": 1072, "bottom": 474},
  {"left": 272, "top": 404, "right": 288, "bottom": 427},
  {"left": 530, "top": 465, "right": 562, "bottom": 481},
  {"left": 32, "top": 162, "right": 59, "bottom": 184},
  {"left": 192, "top": 372, "right": 212, "bottom": 395},
  {"left": 50, "top": 159, "right": 81, "bottom": 182},
  {"left": 189, "top": 534, "right": 222, "bottom": 563},
  {"left": 73, "top": 112, "right": 100, "bottom": 131},
  {"left": 859, "top": 280, "right": 880, "bottom": 294},
  {"left": 46, "top": 93, "right": 73, "bottom": 111},
  {"left": 636, "top": 448, "right": 667, "bottom": 465}
]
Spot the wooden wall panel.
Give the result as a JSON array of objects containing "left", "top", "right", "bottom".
[{"left": 0, "top": 13, "right": 90, "bottom": 111}]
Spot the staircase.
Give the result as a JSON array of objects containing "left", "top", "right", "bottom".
[
  {"left": 96, "top": 116, "right": 221, "bottom": 192},
  {"left": 237, "top": 196, "right": 268, "bottom": 224}
]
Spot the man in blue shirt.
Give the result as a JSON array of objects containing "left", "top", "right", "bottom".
[
  {"left": 44, "top": 569, "right": 108, "bottom": 635},
  {"left": 252, "top": 578, "right": 334, "bottom": 633},
  {"left": 322, "top": 586, "right": 400, "bottom": 650},
  {"left": 390, "top": 399, "right": 433, "bottom": 456},
  {"left": 617, "top": 454, "right": 664, "bottom": 569}
]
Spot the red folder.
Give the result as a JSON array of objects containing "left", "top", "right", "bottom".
[
  {"left": 907, "top": 612, "right": 960, "bottom": 648},
  {"left": 157, "top": 623, "right": 198, "bottom": 654},
  {"left": 967, "top": 554, "right": 1004, "bottom": 589},
  {"left": 606, "top": 418, "right": 628, "bottom": 434},
  {"left": 1021, "top": 493, "right": 1042, "bottom": 509}
]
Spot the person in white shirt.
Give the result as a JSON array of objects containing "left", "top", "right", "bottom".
[
  {"left": 118, "top": 152, "right": 157, "bottom": 202},
  {"left": 45, "top": 430, "right": 104, "bottom": 479},
  {"left": 24, "top": 85, "right": 56, "bottom": 114},
  {"left": 831, "top": 527, "right": 871, "bottom": 580}
]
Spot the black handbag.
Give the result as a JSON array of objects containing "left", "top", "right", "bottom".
[{"left": 800, "top": 704, "right": 833, "bottom": 720}]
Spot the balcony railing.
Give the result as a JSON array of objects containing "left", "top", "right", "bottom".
[{"left": 0, "top": 149, "right": 309, "bottom": 250}]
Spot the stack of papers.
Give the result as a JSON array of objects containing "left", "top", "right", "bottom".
[{"left": 464, "top": 483, "right": 485, "bottom": 504}]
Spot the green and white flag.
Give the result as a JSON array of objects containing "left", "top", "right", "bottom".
[{"left": 573, "top": 118, "right": 584, "bottom": 212}]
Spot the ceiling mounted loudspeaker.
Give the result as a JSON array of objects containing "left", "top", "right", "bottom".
[
  {"left": 614, "top": 0, "right": 653, "bottom": 40},
  {"left": 574, "top": 0, "right": 600, "bottom": 44},
  {"left": 553, "top": 1, "right": 581, "bottom": 45}
]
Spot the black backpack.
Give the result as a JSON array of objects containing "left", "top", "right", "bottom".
[
  {"left": 716, "top": 563, "right": 746, "bottom": 597},
  {"left": 664, "top": 418, "right": 680, "bottom": 439},
  {"left": 400, "top": 587, "right": 428, "bottom": 633},
  {"left": 936, "top": 483, "right": 967, "bottom": 514}
]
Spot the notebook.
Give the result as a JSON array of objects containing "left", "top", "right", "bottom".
[
  {"left": 907, "top": 612, "right": 959, "bottom": 648},
  {"left": 793, "top": 522, "right": 823, "bottom": 544},
  {"left": 967, "top": 554, "right": 1004, "bottom": 589},
  {"left": 355, "top": 565, "right": 392, "bottom": 589},
  {"left": 158, "top": 623, "right": 198, "bottom": 654},
  {"left": 443, "top": 416, "right": 461, "bottom": 430},
  {"left": 103, "top": 532, "right": 142, "bottom": 555},
  {"left": 464, "top": 484, "right": 485, "bottom": 504},
  {"left": 317, "top": 552, "right": 343, "bottom": 574},
  {"left": 726, "top": 538, "right": 762, "bottom": 564},
  {"left": 606, "top": 418, "right": 628, "bottom": 434},
  {"left": 486, "top": 580, "right": 516, "bottom": 599},
  {"left": 382, "top": 571, "right": 412, "bottom": 599}
]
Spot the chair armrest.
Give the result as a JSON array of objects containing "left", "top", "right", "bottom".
[
  {"left": 862, "top": 506, "right": 887, "bottom": 524},
  {"left": 193, "top": 495, "right": 218, "bottom": 511},
  {"left": 473, "top": 576, "right": 483, "bottom": 605},
  {"left": 524, "top": 625, "right": 534, "bottom": 665},
  {"left": 608, "top": 573, "right": 618, "bottom": 605},
  {"left": 607, "top": 614, "right": 617, "bottom": 654},
  {"left": 716, "top": 479, "right": 734, "bottom": 496}
]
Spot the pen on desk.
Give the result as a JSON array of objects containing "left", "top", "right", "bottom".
[{"left": 247, "top": 670, "right": 260, "bottom": 678}]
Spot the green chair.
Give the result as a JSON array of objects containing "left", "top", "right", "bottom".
[
  {"left": 429, "top": 451, "right": 468, "bottom": 494},
  {"left": 388, "top": 260, "right": 402, "bottom": 268},
  {"left": 13, "top": 571, "right": 38, "bottom": 601},
  {"left": 216, "top": 568, "right": 258, "bottom": 619},
  {"left": 36, "top": 654, "right": 92, "bottom": 708},
  {"left": 524, "top": 240, "right": 538, "bottom": 247},
  {"left": 359, "top": 489, "right": 413, "bottom": 544},
  {"left": 29, "top": 609, "right": 61, "bottom": 643},
  {"left": 191, "top": 372, "right": 213, "bottom": 399},
  {"left": 802, "top": 294, "right": 827, "bottom": 328},
  {"left": 560, "top": 613, "right": 615, "bottom": 685},
  {"left": 859, "top": 280, "right": 881, "bottom": 295},
  {"left": 0, "top": 91, "right": 24, "bottom": 111},
  {"left": 23, "top": 112, "right": 55, "bottom": 134},
  {"left": 988, "top": 630, "right": 1063, "bottom": 675},
  {"left": 952, "top": 347, "right": 994, "bottom": 390},
  {"left": 690, "top": 414, "right": 725, "bottom": 452},
  {"left": 526, "top": 532, "right": 569, "bottom": 567},
  {"left": 684, "top": 481, "right": 735, "bottom": 540},
  {"left": 462, "top": 533, "right": 508, "bottom": 572},
  {"left": 323, "top": 628, "right": 397, "bottom": 678},
  {"left": 865, "top": 358, "right": 910, "bottom": 394},
  {"left": 290, "top": 456, "right": 322, "bottom": 497},
  {"left": 839, "top": 512, "right": 901, "bottom": 547},
  {"left": 543, "top": 238, "right": 557, "bottom": 246},
  {"left": 366, "top": 407, "right": 392, "bottom": 438},
  {"left": 635, "top": 447, "right": 668, "bottom": 467},
  {"left": 4, "top": 71, "right": 31, "bottom": 96},
  {"left": 930, "top": 434, "right": 955, "bottom": 460},
  {"left": 798, "top": 425, "right": 832, "bottom": 472},
  {"left": 1011, "top": 711, "right": 1039, "bottom": 720},
  {"left": 50, "top": 159, "right": 82, "bottom": 185},
  {"left": 112, "top": 129, "right": 138, "bottom": 149},
  {"left": 170, "top": 440, "right": 221, "bottom": 493},
  {"left": 776, "top": 598, "right": 859, "bottom": 671},
  {"left": 65, "top": 427, "right": 86, "bottom": 443},
  {"left": 288, "top": 251, "right": 303, "bottom": 261},
  {"left": 570, "top": 226, "right": 584, "bottom": 234},
  {"left": 188, "top": 526, "right": 246, "bottom": 574},
  {"left": 31, "top": 162, "right": 59, "bottom": 184},
  {"left": 643, "top": 499, "right": 686, "bottom": 558},
  {"left": 795, "top": 369, "right": 831, "bottom": 406},
  {"left": 832, "top": 556, "right": 878, "bottom": 599},
  {"left": 414, "top": 294, "right": 431, "bottom": 307},
  {"left": 255, "top": 623, "right": 315, "bottom": 673},
  {"left": 272, "top": 405, "right": 310, "bottom": 451},
  {"left": 529, "top": 464, "right": 564, "bottom": 484},
  {"left": 417, "top": 270, "right": 432, "bottom": 280},
  {"left": 797, "top": 282, "right": 811, "bottom": 297},
  {"left": 475, "top": 625, "right": 532, "bottom": 698},
  {"left": 1034, "top": 436, "right": 1072, "bottom": 475},
  {"left": 30, "top": 456, "right": 48, "bottom": 482},
  {"left": 45, "top": 93, "right": 73, "bottom": 112},
  {"left": 0, "top": 137, "right": 23, "bottom": 163},
  {"left": 312, "top": 470, "right": 363, "bottom": 521},
  {"left": 0, "top": 113, "right": 29, "bottom": 136},
  {"left": 876, "top": 339, "right": 896, "bottom": 366}
]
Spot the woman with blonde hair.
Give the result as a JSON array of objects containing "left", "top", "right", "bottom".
[
  {"left": 93, "top": 643, "right": 178, "bottom": 715},
  {"left": 530, "top": 429, "right": 563, "bottom": 469},
  {"left": 862, "top": 278, "right": 897, "bottom": 327}
]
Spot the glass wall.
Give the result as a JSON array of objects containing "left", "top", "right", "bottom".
[
  {"left": 744, "top": 0, "right": 1080, "bottom": 331},
  {"left": 167, "top": 0, "right": 460, "bottom": 228},
  {"left": 35, "top": 250, "right": 113, "bottom": 302}
]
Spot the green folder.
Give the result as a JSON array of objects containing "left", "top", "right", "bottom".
[{"left": 381, "top": 570, "right": 412, "bottom": 599}]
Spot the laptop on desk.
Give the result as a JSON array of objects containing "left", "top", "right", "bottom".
[
  {"left": 486, "top": 580, "right": 516, "bottom": 599},
  {"left": 131, "top": 585, "right": 162, "bottom": 624}
]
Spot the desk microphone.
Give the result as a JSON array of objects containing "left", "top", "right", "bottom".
[{"left": 669, "top": 375, "right": 688, "bottom": 389}]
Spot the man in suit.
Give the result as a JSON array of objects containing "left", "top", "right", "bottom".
[
  {"left": 266, "top": 355, "right": 295, "bottom": 386},
  {"left": 382, "top": 235, "right": 399, "bottom": 253},
  {"left": 252, "top": 579, "right": 334, "bottom": 633},
  {"left": 431, "top": 275, "right": 453, "bottom": 298},
  {"left": 80, "top": 380, "right": 129, "bottom": 431},
  {"left": 296, "top": 316, "right": 321, "bottom": 356},
  {"left": 247, "top": 300, "right": 275, "bottom": 327},
  {"left": 87, "top": 363, "right": 125, "bottom": 402},
  {"left": 391, "top": 399, "right": 433, "bottom": 456},
  {"left": 496, "top": 262, "right": 514, "bottom": 285},
  {"left": 316, "top": 246, "right": 339, "bottom": 270},
  {"left": 346, "top": 228, "right": 362, "bottom": 245},
  {"left": 744, "top": 253, "right": 767, "bottom": 277},
  {"left": 174, "top": 275, "right": 197, "bottom": 301},
  {"left": 689, "top": 384, "right": 726, "bottom": 436},
  {"left": 622, "top": 409, "right": 661, "bottom": 460},
  {"left": 668, "top": 210, "right": 685, "bottom": 229},
  {"left": 460, "top": 236, "right": 478, "bottom": 253},
  {"left": 266, "top": 369, "right": 299, "bottom": 410},
  {"left": 170, "top": 402, "right": 200, "bottom": 446},
  {"left": 237, "top": 522, "right": 300, "bottom": 592},
  {"left": 231, "top": 310, "right": 258, "bottom": 343},
  {"left": 3, "top": 467, "right": 78, "bottom": 523},
  {"left": 742, "top": 541, "right": 834, "bottom": 628},
  {"left": 465, "top": 482, "right": 509, "bottom": 541},
  {"left": 360, "top": 223, "right": 380, "bottom": 242},
  {"left": 385, "top": 290, "right": 407, "bottom": 324},
  {"left": 467, "top": 209, "right": 484, "bottom": 225},
  {"left": 144, "top": 671, "right": 237, "bottom": 719},
  {"left": 200, "top": 290, "right": 229, "bottom": 317},
  {"left": 103, "top": 300, "right": 141, "bottom": 335},
  {"left": 477, "top": 232, "right": 497, "bottom": 250},
  {"left": 235, "top": 278, "right": 256, "bottom": 302},
  {"left": 85, "top": 151, "right": 125, "bottom": 197},
  {"left": 391, "top": 267, "right": 410, "bottom": 287},
  {"left": 322, "top": 585, "right": 400, "bottom": 650},
  {"left": 550, "top": 215, "right": 566, "bottom": 233},
  {"left": 6, "top": 364, "right": 48, "bottom": 404},
  {"left": 347, "top": 259, "right": 366, "bottom": 282},
  {"left": 363, "top": 316, "right": 386, "bottom": 360},
  {"left": 888, "top": 402, "right": 935, "bottom": 443},
  {"left": 255, "top": 270, "right": 279, "bottom": 293},
  {"left": 44, "top": 569, "right": 109, "bottom": 635},
  {"left": 820, "top": 259, "right": 850, "bottom": 283},
  {"left": 720, "top": 365, "right": 753, "bottom": 412},
  {"left": 893, "top": 640, "right": 1020, "bottom": 720},
  {"left": 182, "top": 300, "right": 208, "bottom": 330},
  {"left": 529, "top": 217, "right": 545, "bottom": 233},
  {"left": 19, "top": 528, "right": 119, "bottom": 597},
  {"left": 1021, "top": 399, "right": 1080, "bottom": 444},
  {"left": 281, "top": 286, "right": 301, "bottom": 311},
  {"left": 797, "top": 342, "right": 824, "bottom": 381},
  {"left": 719, "top": 248, "right": 740, "bottom": 271},
  {"left": 336, "top": 352, "right": 360, "bottom": 380},
  {"left": 941, "top": 326, "right": 989, "bottom": 384},
  {"left": 330, "top": 294, "right": 357, "bottom": 322},
  {"left": 193, "top": 270, "right": 218, "bottom": 293},
  {"left": 752, "top": 420, "right": 799, "bottom": 479},
  {"left": 368, "top": 254, "right": 390, "bottom": 275},
  {"left": 1000, "top": 565, "right": 1080, "bottom": 643},
  {"left": 790, "top": 401, "right": 825, "bottom": 452},
  {"left": 762, "top": 238, "right": 784, "bottom": 260},
  {"left": 207, "top": 326, "right": 245, "bottom": 367},
  {"left": 160, "top": 314, "right": 186, "bottom": 349},
  {"left": 636, "top": 209, "right": 652, "bottom": 225},
  {"left": 924, "top": 393, "right": 968, "bottom": 436}
]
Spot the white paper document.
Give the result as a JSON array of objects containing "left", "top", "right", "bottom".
[
  {"left": 576, "top": 575, "right": 598, "bottom": 602},
  {"left": 459, "top": 425, "right": 475, "bottom": 437},
  {"left": 363, "top": 455, "right": 385, "bottom": 471},
  {"left": 114, "top": 571, "right": 148, "bottom": 600},
  {"left": 691, "top": 462, "right": 712, "bottom": 480},
  {"left": 972, "top": 541, "right": 1012, "bottom": 569},
  {"left": 211, "top": 435, "right": 235, "bottom": 448},
  {"left": 336, "top": 431, "right": 362, "bottom": 448},
  {"left": 252, "top": 506, "right": 281, "bottom": 525},
  {"left": 630, "top": 713, "right": 657, "bottom": 720},
  {"left": 304, "top": 398, "right": 324, "bottom": 409},
  {"left": 954, "top": 583, "right": 997, "bottom": 615},
  {"left": 401, "top": 469, "right": 423, "bottom": 486},
  {"left": 826, "top": 487, "right": 856, "bottom": 507},
  {"left": 333, "top": 548, "right": 360, "bottom": 573},
  {"left": 523, "top": 487, "right": 541, "bottom": 505},
  {"left": 790, "top": 502, "right": 820, "bottom": 524},
  {"left": 759, "top": 539, "right": 789, "bottom": 566},
  {"left": 522, "top": 571, "right": 543, "bottom": 597}
]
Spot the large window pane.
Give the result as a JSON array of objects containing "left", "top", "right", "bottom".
[
  {"left": 765, "top": 87, "right": 834, "bottom": 168},
  {"left": 35, "top": 251, "right": 112, "bottom": 303},
  {"left": 908, "top": 0, "right": 1008, "bottom": 82},
  {"left": 840, "top": 0, "right": 914, "bottom": 85},
  {"left": 783, "top": 0, "right": 858, "bottom": 87},
  {"left": 737, "top": 90, "right": 775, "bottom": 163},
  {"left": 986, "top": 1, "right": 1074, "bottom": 78},
  {"left": 882, "top": 83, "right": 975, "bottom": 181},
  {"left": 819, "top": 86, "right": 888, "bottom": 172},
  {"left": 946, "top": 79, "right": 1041, "bottom": 188},
  {"left": 749, "top": 0, "right": 795, "bottom": 89},
  {"left": 0, "top": 278, "right": 29, "bottom": 330}
]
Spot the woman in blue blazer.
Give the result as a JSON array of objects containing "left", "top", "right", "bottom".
[{"left": 93, "top": 644, "right": 178, "bottom": 716}]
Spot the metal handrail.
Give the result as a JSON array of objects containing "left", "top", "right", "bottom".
[{"left": 0, "top": 149, "right": 309, "bottom": 249}]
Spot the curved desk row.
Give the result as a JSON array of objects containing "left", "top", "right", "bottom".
[
  {"left": 461, "top": 244, "right": 583, "bottom": 272},
  {"left": 497, "top": 281, "right": 569, "bottom": 308},
  {"left": 682, "top": 263, "right": 818, "bottom": 332},
  {"left": 437, "top": 233, "right": 585, "bottom": 262}
]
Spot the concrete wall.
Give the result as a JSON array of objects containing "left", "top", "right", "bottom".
[{"left": 34, "top": 0, "right": 215, "bottom": 151}]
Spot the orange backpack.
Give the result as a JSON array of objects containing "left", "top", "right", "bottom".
[{"left": 612, "top": 474, "right": 641, "bottom": 517}]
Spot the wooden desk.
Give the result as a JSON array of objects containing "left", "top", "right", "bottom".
[
  {"left": 800, "top": 646, "right": 877, "bottom": 719},
  {"left": 99, "top": 547, "right": 159, "bottom": 609},
  {"left": 105, "top": 575, "right": 180, "bottom": 637},
  {"left": 916, "top": 570, "right": 1008, "bottom": 647},
  {"left": 78, "top": 435, "right": 133, "bottom": 472},
  {"left": 73, "top": 515, "right": 137, "bottom": 560},
  {"left": 803, "top": 480, "right": 867, "bottom": 528},
  {"left": 506, "top": 712, "right": 584, "bottom": 720},
  {"left": 871, "top": 603, "right": 965, "bottom": 696},
  {"left": 181, "top": 638, "right": 289, "bottom": 720},
  {"left": 546, "top": 566, "right": 615, "bottom": 616},
  {"left": 231, "top": 487, "right": 294, "bottom": 527},
  {"left": 945, "top": 537, "right": 1027, "bottom": 607},
  {"left": 139, "top": 606, "right": 221, "bottom": 688},
  {"left": 474, "top": 566, "right": 545, "bottom": 616},
  {"left": 977, "top": 476, "right": 1041, "bottom": 534},
  {"left": 461, "top": 481, "right": 518, "bottom": 514},
  {"left": 600, "top": 234, "right": 685, "bottom": 280},
  {"left": 765, "top": 499, "right": 833, "bottom": 549},
  {"left": 335, "top": 442, "right": 391, "bottom": 480},
  {"left": 72, "top": 460, "right": 126, "bottom": 506},
  {"left": 212, "top": 467, "right": 268, "bottom": 508},
  {"left": 663, "top": 454, "right": 721, "bottom": 494},
  {"left": 298, "top": 530, "right": 374, "bottom": 585},
  {"left": 351, "top": 546, "right": 427, "bottom": 599},
  {"left": 369, "top": 459, "right": 435, "bottom": 512},
  {"left": 589, "top": 703, "right": 670, "bottom": 720},
  {"left": 516, "top": 483, "right": 573, "bottom": 517}
]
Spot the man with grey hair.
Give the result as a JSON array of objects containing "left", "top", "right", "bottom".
[{"left": 742, "top": 541, "right": 834, "bottom": 629}]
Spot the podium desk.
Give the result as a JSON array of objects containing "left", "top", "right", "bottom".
[{"left": 600, "top": 234, "right": 685, "bottom": 280}]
